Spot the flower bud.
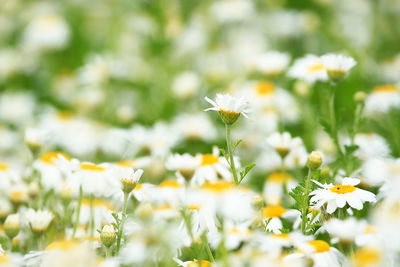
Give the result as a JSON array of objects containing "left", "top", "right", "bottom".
[
  {"left": 4, "top": 213, "right": 20, "bottom": 239},
  {"left": 354, "top": 91, "right": 367, "bottom": 103},
  {"left": 307, "top": 151, "right": 323, "bottom": 170},
  {"left": 320, "top": 165, "right": 331, "bottom": 180},
  {"left": 100, "top": 224, "right": 116, "bottom": 248}
]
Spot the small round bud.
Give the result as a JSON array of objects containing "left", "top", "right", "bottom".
[
  {"left": 327, "top": 69, "right": 346, "bottom": 83},
  {"left": 294, "top": 80, "right": 310, "bottom": 97},
  {"left": 4, "top": 213, "right": 20, "bottom": 239},
  {"left": 100, "top": 224, "right": 116, "bottom": 248},
  {"left": 28, "top": 182, "right": 40, "bottom": 198},
  {"left": 219, "top": 110, "right": 240, "bottom": 125},
  {"left": 252, "top": 195, "right": 264, "bottom": 210},
  {"left": 320, "top": 166, "right": 332, "bottom": 180},
  {"left": 354, "top": 91, "right": 367, "bottom": 103},
  {"left": 135, "top": 203, "right": 154, "bottom": 219},
  {"left": 307, "top": 151, "right": 323, "bottom": 170}
]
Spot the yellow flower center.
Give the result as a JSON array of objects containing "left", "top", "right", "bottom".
[
  {"left": 116, "top": 160, "right": 136, "bottom": 168},
  {"left": 268, "top": 172, "right": 292, "bottom": 183},
  {"left": 373, "top": 84, "right": 397, "bottom": 93},
  {"left": 188, "top": 204, "right": 201, "bottom": 210},
  {"left": 40, "top": 152, "right": 70, "bottom": 164},
  {"left": 256, "top": 81, "right": 276, "bottom": 96},
  {"left": 134, "top": 183, "right": 143, "bottom": 190},
  {"left": 57, "top": 111, "right": 73, "bottom": 120},
  {"left": 45, "top": 241, "right": 79, "bottom": 251},
  {"left": 10, "top": 190, "right": 28, "bottom": 202},
  {"left": 80, "top": 163, "right": 105, "bottom": 172},
  {"left": 308, "top": 63, "right": 325, "bottom": 72},
  {"left": 0, "top": 254, "right": 10, "bottom": 263},
  {"left": 201, "top": 154, "right": 219, "bottom": 166},
  {"left": 353, "top": 247, "right": 381, "bottom": 266},
  {"left": 159, "top": 179, "right": 182, "bottom": 188},
  {"left": 307, "top": 240, "right": 330, "bottom": 253},
  {"left": 229, "top": 227, "right": 251, "bottom": 236},
  {"left": 81, "top": 199, "right": 115, "bottom": 211},
  {"left": 201, "top": 180, "right": 235, "bottom": 193},
  {"left": 330, "top": 185, "right": 356, "bottom": 194},
  {"left": 188, "top": 260, "right": 212, "bottom": 267},
  {"left": 263, "top": 205, "right": 286, "bottom": 218},
  {"left": 155, "top": 204, "right": 173, "bottom": 211},
  {"left": 0, "top": 163, "right": 8, "bottom": 171},
  {"left": 272, "top": 233, "right": 289, "bottom": 240},
  {"left": 363, "top": 225, "right": 377, "bottom": 234}
]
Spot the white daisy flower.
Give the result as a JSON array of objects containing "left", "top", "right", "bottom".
[
  {"left": 364, "top": 84, "right": 400, "bottom": 115},
  {"left": 166, "top": 153, "right": 200, "bottom": 181},
  {"left": 254, "top": 51, "right": 291, "bottom": 76},
  {"left": 25, "top": 209, "right": 54, "bottom": 233},
  {"left": 286, "top": 239, "right": 344, "bottom": 267},
  {"left": 262, "top": 204, "right": 300, "bottom": 233},
  {"left": 204, "top": 93, "right": 249, "bottom": 124},
  {"left": 287, "top": 54, "right": 328, "bottom": 84},
  {"left": 320, "top": 53, "right": 356, "bottom": 81},
  {"left": 267, "top": 131, "right": 303, "bottom": 158},
  {"left": 310, "top": 177, "right": 376, "bottom": 213}
]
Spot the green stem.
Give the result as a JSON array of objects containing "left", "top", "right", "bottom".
[
  {"left": 226, "top": 124, "right": 239, "bottom": 185},
  {"left": 89, "top": 194, "right": 95, "bottom": 240},
  {"left": 351, "top": 103, "right": 364, "bottom": 144},
  {"left": 301, "top": 168, "right": 313, "bottom": 234},
  {"left": 116, "top": 192, "right": 129, "bottom": 253},
  {"left": 329, "top": 87, "right": 343, "bottom": 157},
  {"left": 202, "top": 233, "right": 215, "bottom": 262},
  {"left": 72, "top": 186, "right": 83, "bottom": 239}
]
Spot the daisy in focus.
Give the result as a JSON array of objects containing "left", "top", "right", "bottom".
[
  {"left": 320, "top": 53, "right": 356, "bottom": 82},
  {"left": 310, "top": 177, "right": 376, "bottom": 213},
  {"left": 204, "top": 93, "right": 249, "bottom": 124}
]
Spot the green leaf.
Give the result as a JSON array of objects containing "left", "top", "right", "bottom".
[
  {"left": 219, "top": 148, "right": 229, "bottom": 163},
  {"left": 344, "top": 144, "right": 359, "bottom": 155},
  {"left": 233, "top": 139, "right": 242, "bottom": 152},
  {"left": 239, "top": 163, "right": 256, "bottom": 182},
  {"left": 320, "top": 119, "right": 332, "bottom": 135}
]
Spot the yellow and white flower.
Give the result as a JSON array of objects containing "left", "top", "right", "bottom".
[
  {"left": 364, "top": 84, "right": 400, "bottom": 115},
  {"left": 25, "top": 209, "right": 54, "bottom": 233},
  {"left": 286, "top": 240, "right": 344, "bottom": 267},
  {"left": 320, "top": 53, "right": 356, "bottom": 82},
  {"left": 310, "top": 177, "right": 376, "bottom": 213},
  {"left": 288, "top": 54, "right": 328, "bottom": 84},
  {"left": 205, "top": 93, "right": 249, "bottom": 124}
]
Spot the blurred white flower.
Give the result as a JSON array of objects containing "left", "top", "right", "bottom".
[
  {"left": 23, "top": 13, "right": 70, "bottom": 50},
  {"left": 25, "top": 209, "right": 54, "bottom": 233},
  {"left": 288, "top": 54, "right": 328, "bottom": 84}
]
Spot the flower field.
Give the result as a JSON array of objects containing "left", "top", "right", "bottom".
[{"left": 0, "top": 0, "right": 400, "bottom": 266}]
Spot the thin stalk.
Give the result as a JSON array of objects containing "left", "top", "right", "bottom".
[
  {"left": 72, "top": 186, "right": 83, "bottom": 239},
  {"left": 201, "top": 233, "right": 215, "bottom": 262},
  {"left": 301, "top": 168, "right": 313, "bottom": 234},
  {"left": 116, "top": 192, "right": 129, "bottom": 253},
  {"left": 89, "top": 194, "right": 95, "bottom": 240},
  {"left": 225, "top": 124, "right": 239, "bottom": 185},
  {"left": 329, "top": 87, "right": 343, "bottom": 157},
  {"left": 351, "top": 103, "right": 364, "bottom": 144}
]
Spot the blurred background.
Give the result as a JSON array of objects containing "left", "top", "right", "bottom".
[{"left": 0, "top": 0, "right": 399, "bottom": 186}]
